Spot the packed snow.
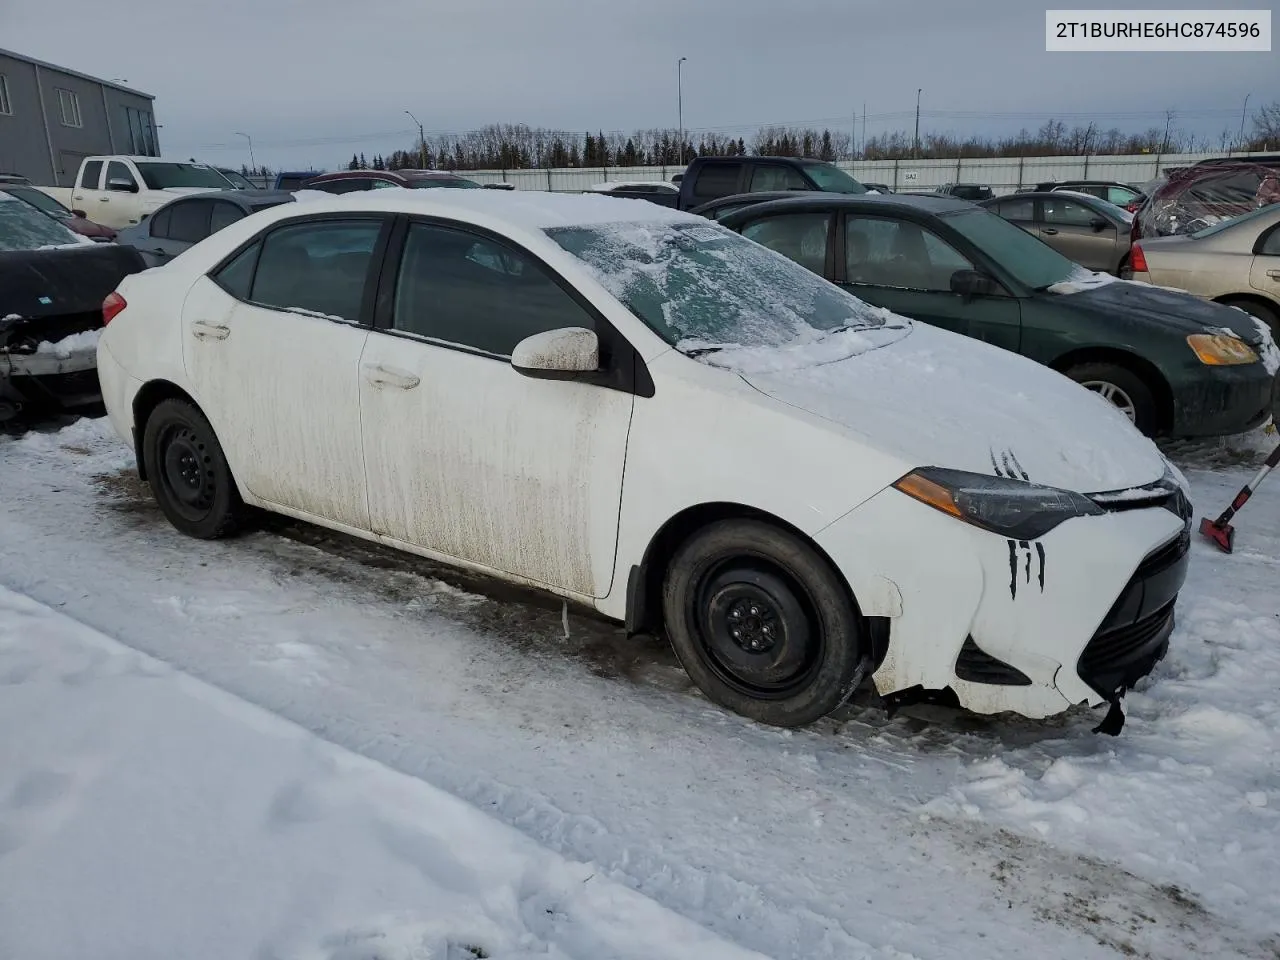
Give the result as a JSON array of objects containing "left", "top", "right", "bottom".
[
  {"left": 34, "top": 328, "right": 101, "bottom": 358},
  {"left": 1, "top": 417, "right": 1278, "bottom": 959},
  {"left": 1248, "top": 316, "right": 1280, "bottom": 375}
]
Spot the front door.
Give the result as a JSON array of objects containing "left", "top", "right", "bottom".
[
  {"left": 837, "top": 212, "right": 1022, "bottom": 353},
  {"left": 358, "top": 220, "right": 633, "bottom": 598},
  {"left": 182, "top": 216, "right": 388, "bottom": 529},
  {"left": 1038, "top": 195, "right": 1119, "bottom": 272}
]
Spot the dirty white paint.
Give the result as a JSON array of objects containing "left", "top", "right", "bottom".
[{"left": 511, "top": 327, "right": 598, "bottom": 372}]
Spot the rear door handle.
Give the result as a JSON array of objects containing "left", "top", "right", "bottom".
[
  {"left": 1267, "top": 269, "right": 1280, "bottom": 280},
  {"left": 190, "top": 319, "right": 230, "bottom": 341},
  {"left": 363, "top": 363, "right": 420, "bottom": 390},
  {"left": 1041, "top": 227, "right": 1058, "bottom": 235},
  {"left": 99, "top": 197, "right": 110, "bottom": 202}
]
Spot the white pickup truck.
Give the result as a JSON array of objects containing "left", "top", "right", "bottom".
[{"left": 37, "top": 156, "right": 233, "bottom": 230}]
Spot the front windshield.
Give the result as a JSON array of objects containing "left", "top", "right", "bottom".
[
  {"left": 410, "top": 178, "right": 482, "bottom": 189},
  {"left": 136, "top": 162, "right": 232, "bottom": 190},
  {"left": 3, "top": 186, "right": 72, "bottom": 219},
  {"left": 1190, "top": 203, "right": 1280, "bottom": 238},
  {"left": 941, "top": 208, "right": 1077, "bottom": 289},
  {"left": 0, "top": 194, "right": 83, "bottom": 250},
  {"left": 800, "top": 162, "right": 867, "bottom": 194},
  {"left": 547, "top": 219, "right": 890, "bottom": 348}
]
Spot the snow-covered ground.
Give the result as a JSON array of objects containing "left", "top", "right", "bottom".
[{"left": 1, "top": 417, "right": 1278, "bottom": 959}]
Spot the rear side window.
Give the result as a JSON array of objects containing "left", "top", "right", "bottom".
[
  {"left": 995, "top": 197, "right": 1034, "bottom": 220},
  {"left": 1261, "top": 227, "right": 1280, "bottom": 257},
  {"left": 168, "top": 200, "right": 212, "bottom": 242},
  {"left": 1106, "top": 186, "right": 1139, "bottom": 205},
  {"left": 79, "top": 160, "right": 103, "bottom": 189},
  {"left": 209, "top": 201, "right": 244, "bottom": 234},
  {"left": 692, "top": 163, "right": 741, "bottom": 200},
  {"left": 149, "top": 207, "right": 173, "bottom": 238},
  {"left": 212, "top": 241, "right": 260, "bottom": 299},
  {"left": 249, "top": 219, "right": 382, "bottom": 322},
  {"left": 750, "top": 165, "right": 808, "bottom": 192}
]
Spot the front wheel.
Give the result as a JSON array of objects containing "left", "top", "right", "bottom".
[
  {"left": 661, "top": 519, "right": 866, "bottom": 727},
  {"left": 1065, "top": 362, "right": 1158, "bottom": 436},
  {"left": 142, "top": 399, "right": 246, "bottom": 539}
]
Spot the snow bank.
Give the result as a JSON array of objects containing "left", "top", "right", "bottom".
[
  {"left": 35, "top": 327, "right": 100, "bottom": 358},
  {"left": 0, "top": 586, "right": 766, "bottom": 960}
]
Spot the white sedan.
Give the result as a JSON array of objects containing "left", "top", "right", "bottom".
[{"left": 96, "top": 191, "right": 1193, "bottom": 731}]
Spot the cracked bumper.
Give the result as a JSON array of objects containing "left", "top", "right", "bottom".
[
  {"left": 815, "top": 486, "right": 1188, "bottom": 719},
  {"left": 0, "top": 347, "right": 100, "bottom": 411}
]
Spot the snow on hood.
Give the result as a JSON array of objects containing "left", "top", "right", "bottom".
[{"left": 740, "top": 322, "right": 1167, "bottom": 494}]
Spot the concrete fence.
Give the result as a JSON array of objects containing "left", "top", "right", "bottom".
[{"left": 254, "top": 151, "right": 1275, "bottom": 195}]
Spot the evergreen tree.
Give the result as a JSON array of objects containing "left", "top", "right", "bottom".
[
  {"left": 820, "top": 130, "right": 835, "bottom": 161},
  {"left": 347, "top": 153, "right": 360, "bottom": 171}
]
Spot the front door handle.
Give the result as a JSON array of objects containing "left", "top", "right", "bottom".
[
  {"left": 1267, "top": 269, "right": 1280, "bottom": 280},
  {"left": 99, "top": 197, "right": 110, "bottom": 202},
  {"left": 190, "top": 319, "right": 230, "bottom": 341},
  {"left": 363, "top": 363, "right": 420, "bottom": 390},
  {"left": 1041, "top": 227, "right": 1058, "bottom": 235}
]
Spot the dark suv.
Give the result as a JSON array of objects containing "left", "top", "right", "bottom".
[
  {"left": 675, "top": 156, "right": 866, "bottom": 210},
  {"left": 302, "top": 170, "right": 482, "bottom": 193}
]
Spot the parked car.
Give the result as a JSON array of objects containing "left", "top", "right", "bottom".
[
  {"left": 716, "top": 193, "right": 1276, "bottom": 437},
  {"left": 584, "top": 181, "right": 680, "bottom": 207},
  {"left": 274, "top": 171, "right": 323, "bottom": 191},
  {"left": 1032, "top": 180, "right": 1146, "bottom": 212},
  {"left": 0, "top": 193, "right": 145, "bottom": 421},
  {"left": 1128, "top": 204, "right": 1280, "bottom": 338},
  {"left": 35, "top": 156, "right": 233, "bottom": 229},
  {"left": 216, "top": 168, "right": 260, "bottom": 190},
  {"left": 99, "top": 189, "right": 1192, "bottom": 732},
  {"left": 0, "top": 183, "right": 117, "bottom": 241},
  {"left": 482, "top": 182, "right": 516, "bottom": 190},
  {"left": 980, "top": 191, "right": 1134, "bottom": 275},
  {"left": 688, "top": 191, "right": 801, "bottom": 221},
  {"left": 674, "top": 156, "right": 867, "bottom": 210},
  {"left": 302, "top": 170, "right": 482, "bottom": 193},
  {"left": 932, "top": 183, "right": 994, "bottom": 202},
  {"left": 116, "top": 191, "right": 297, "bottom": 267},
  {"left": 1134, "top": 160, "right": 1280, "bottom": 240}
]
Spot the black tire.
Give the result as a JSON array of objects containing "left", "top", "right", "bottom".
[
  {"left": 142, "top": 399, "right": 246, "bottom": 539},
  {"left": 1064, "top": 362, "right": 1159, "bottom": 436},
  {"left": 1221, "top": 298, "right": 1280, "bottom": 341},
  {"left": 661, "top": 519, "right": 866, "bottom": 727}
]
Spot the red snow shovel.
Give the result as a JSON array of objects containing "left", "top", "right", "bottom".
[{"left": 1200, "top": 440, "right": 1280, "bottom": 553}]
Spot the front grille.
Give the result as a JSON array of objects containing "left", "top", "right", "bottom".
[
  {"left": 955, "top": 636, "right": 1032, "bottom": 686},
  {"left": 1078, "top": 600, "right": 1175, "bottom": 695},
  {"left": 1138, "top": 529, "right": 1191, "bottom": 578}
]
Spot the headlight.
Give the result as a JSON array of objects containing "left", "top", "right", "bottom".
[
  {"left": 893, "top": 467, "right": 1103, "bottom": 540},
  {"left": 1187, "top": 333, "right": 1258, "bottom": 366}
]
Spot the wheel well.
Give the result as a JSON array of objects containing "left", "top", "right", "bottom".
[
  {"left": 626, "top": 502, "right": 888, "bottom": 667},
  {"left": 1213, "top": 294, "right": 1278, "bottom": 326},
  {"left": 131, "top": 380, "right": 199, "bottom": 481},
  {"left": 1050, "top": 347, "right": 1174, "bottom": 436}
]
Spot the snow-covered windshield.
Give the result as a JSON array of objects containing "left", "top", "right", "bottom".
[
  {"left": 941, "top": 207, "right": 1077, "bottom": 290},
  {"left": 547, "top": 219, "right": 893, "bottom": 350},
  {"left": 0, "top": 193, "right": 83, "bottom": 250},
  {"left": 136, "top": 162, "right": 231, "bottom": 190}
]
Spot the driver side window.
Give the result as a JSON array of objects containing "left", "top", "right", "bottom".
[{"left": 844, "top": 216, "right": 973, "bottom": 291}]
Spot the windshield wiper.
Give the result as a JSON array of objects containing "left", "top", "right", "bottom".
[{"left": 683, "top": 344, "right": 727, "bottom": 357}]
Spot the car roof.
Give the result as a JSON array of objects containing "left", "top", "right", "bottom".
[
  {"left": 716, "top": 193, "right": 976, "bottom": 218},
  {"left": 307, "top": 170, "right": 470, "bottom": 182}
]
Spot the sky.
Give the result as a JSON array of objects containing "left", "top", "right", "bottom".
[{"left": 1, "top": 0, "right": 1273, "bottom": 171}]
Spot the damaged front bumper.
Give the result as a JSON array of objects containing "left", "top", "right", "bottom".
[
  {"left": 0, "top": 346, "right": 101, "bottom": 418},
  {"left": 815, "top": 477, "right": 1190, "bottom": 730}
]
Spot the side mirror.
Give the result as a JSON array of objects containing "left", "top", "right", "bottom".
[
  {"left": 511, "top": 327, "right": 599, "bottom": 379},
  {"left": 1090, "top": 217, "right": 1109, "bottom": 232},
  {"left": 107, "top": 178, "right": 138, "bottom": 193},
  {"left": 950, "top": 269, "right": 1002, "bottom": 299}
]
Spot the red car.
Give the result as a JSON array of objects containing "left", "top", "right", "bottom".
[
  {"left": 1132, "top": 160, "right": 1280, "bottom": 241},
  {"left": 0, "top": 182, "right": 118, "bottom": 241}
]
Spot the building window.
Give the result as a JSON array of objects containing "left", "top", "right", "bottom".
[
  {"left": 0, "top": 75, "right": 12, "bottom": 116},
  {"left": 56, "top": 89, "right": 82, "bottom": 128},
  {"left": 122, "top": 106, "right": 158, "bottom": 156}
]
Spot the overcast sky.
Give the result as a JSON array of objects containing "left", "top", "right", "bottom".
[{"left": 2, "top": 0, "right": 1272, "bottom": 169}]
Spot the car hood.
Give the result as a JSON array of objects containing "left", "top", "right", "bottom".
[
  {"left": 736, "top": 322, "right": 1167, "bottom": 494},
  {"left": 1047, "top": 273, "right": 1263, "bottom": 342}
]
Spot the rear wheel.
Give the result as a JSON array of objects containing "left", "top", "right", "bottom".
[
  {"left": 142, "top": 399, "right": 246, "bottom": 539},
  {"left": 1065, "top": 362, "right": 1158, "bottom": 435},
  {"left": 661, "top": 519, "right": 866, "bottom": 727}
]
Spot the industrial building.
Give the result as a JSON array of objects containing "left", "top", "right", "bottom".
[{"left": 0, "top": 47, "right": 159, "bottom": 187}]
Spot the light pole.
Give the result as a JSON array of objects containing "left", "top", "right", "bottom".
[
  {"left": 913, "top": 88, "right": 922, "bottom": 159},
  {"left": 677, "top": 57, "right": 687, "bottom": 165},
  {"left": 405, "top": 110, "right": 426, "bottom": 169},
  {"left": 1239, "top": 93, "right": 1252, "bottom": 152},
  {"left": 234, "top": 132, "right": 256, "bottom": 175}
]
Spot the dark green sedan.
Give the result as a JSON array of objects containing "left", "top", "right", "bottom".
[{"left": 718, "top": 195, "right": 1278, "bottom": 438}]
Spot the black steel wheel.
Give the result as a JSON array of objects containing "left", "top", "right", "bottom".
[
  {"left": 662, "top": 519, "right": 866, "bottom": 727},
  {"left": 142, "top": 399, "right": 245, "bottom": 539}
]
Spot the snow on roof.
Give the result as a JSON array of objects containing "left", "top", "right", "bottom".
[
  {"left": 587, "top": 181, "right": 678, "bottom": 192},
  {"left": 284, "top": 188, "right": 698, "bottom": 230}
]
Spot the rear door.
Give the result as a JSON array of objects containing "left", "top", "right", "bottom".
[
  {"left": 1039, "top": 196, "right": 1117, "bottom": 271},
  {"left": 835, "top": 211, "right": 1021, "bottom": 352},
  {"left": 1249, "top": 223, "right": 1280, "bottom": 315}
]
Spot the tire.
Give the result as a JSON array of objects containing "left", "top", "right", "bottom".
[
  {"left": 141, "top": 399, "right": 246, "bottom": 539},
  {"left": 661, "top": 519, "right": 866, "bottom": 727},
  {"left": 1065, "top": 362, "right": 1159, "bottom": 436},
  {"left": 1221, "top": 298, "right": 1280, "bottom": 342}
]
